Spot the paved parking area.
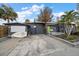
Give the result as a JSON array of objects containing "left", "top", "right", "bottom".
[
  {"left": 0, "top": 37, "right": 23, "bottom": 56},
  {"left": 0, "top": 34, "right": 79, "bottom": 56}
]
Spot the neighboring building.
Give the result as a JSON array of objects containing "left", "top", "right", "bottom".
[{"left": 47, "top": 23, "right": 65, "bottom": 32}]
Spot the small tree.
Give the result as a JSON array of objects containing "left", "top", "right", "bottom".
[
  {"left": 25, "top": 19, "right": 30, "bottom": 23},
  {"left": 37, "top": 7, "right": 53, "bottom": 33}
]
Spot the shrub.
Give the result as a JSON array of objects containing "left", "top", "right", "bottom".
[{"left": 67, "top": 35, "right": 77, "bottom": 42}]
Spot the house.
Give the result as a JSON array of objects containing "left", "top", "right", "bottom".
[
  {"left": 4, "top": 22, "right": 63, "bottom": 36},
  {"left": 4, "top": 23, "right": 45, "bottom": 35}
]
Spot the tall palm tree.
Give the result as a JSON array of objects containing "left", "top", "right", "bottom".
[
  {"left": 0, "top": 4, "right": 18, "bottom": 23},
  {"left": 60, "top": 10, "right": 79, "bottom": 37}
]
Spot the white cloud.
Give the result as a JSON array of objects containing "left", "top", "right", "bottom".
[
  {"left": 21, "top": 7, "right": 28, "bottom": 10},
  {"left": 74, "top": 9, "right": 78, "bottom": 12},
  {"left": 16, "top": 4, "right": 44, "bottom": 23},
  {"left": 29, "top": 18, "right": 34, "bottom": 22},
  {"left": 30, "top": 4, "right": 44, "bottom": 12},
  {"left": 31, "top": 5, "right": 40, "bottom": 12},
  {"left": 54, "top": 12, "right": 64, "bottom": 17},
  {"left": 0, "top": 19, "right": 7, "bottom": 25},
  {"left": 53, "top": 12, "right": 65, "bottom": 22}
]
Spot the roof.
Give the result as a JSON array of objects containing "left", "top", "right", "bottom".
[
  {"left": 26, "top": 22, "right": 56, "bottom": 25},
  {"left": 4, "top": 22, "right": 56, "bottom": 26},
  {"left": 4, "top": 23, "right": 26, "bottom": 26}
]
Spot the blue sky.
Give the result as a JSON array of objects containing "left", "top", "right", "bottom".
[
  {"left": 0, "top": 3, "right": 77, "bottom": 24},
  {"left": 7, "top": 3, "right": 76, "bottom": 12}
]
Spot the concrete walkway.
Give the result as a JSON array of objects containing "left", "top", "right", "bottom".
[{"left": 0, "top": 34, "right": 79, "bottom": 56}]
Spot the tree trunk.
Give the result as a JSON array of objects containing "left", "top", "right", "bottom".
[
  {"left": 64, "top": 24, "right": 70, "bottom": 36},
  {"left": 7, "top": 19, "right": 10, "bottom": 23},
  {"left": 64, "top": 24, "right": 68, "bottom": 34},
  {"left": 7, "top": 19, "right": 10, "bottom": 37},
  {"left": 67, "top": 25, "right": 73, "bottom": 38},
  {"left": 65, "top": 24, "right": 73, "bottom": 38},
  {"left": 44, "top": 23, "right": 47, "bottom": 34}
]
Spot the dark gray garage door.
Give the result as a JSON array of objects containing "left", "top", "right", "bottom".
[{"left": 30, "top": 24, "right": 45, "bottom": 34}]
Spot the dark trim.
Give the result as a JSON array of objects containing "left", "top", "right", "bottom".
[{"left": 4, "top": 23, "right": 26, "bottom": 26}]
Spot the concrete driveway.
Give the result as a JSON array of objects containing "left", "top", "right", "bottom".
[{"left": 0, "top": 34, "right": 79, "bottom": 56}]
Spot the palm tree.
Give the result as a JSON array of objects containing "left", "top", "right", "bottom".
[
  {"left": 0, "top": 4, "right": 18, "bottom": 23},
  {"left": 60, "top": 10, "right": 79, "bottom": 37},
  {"left": 0, "top": 4, "right": 18, "bottom": 36}
]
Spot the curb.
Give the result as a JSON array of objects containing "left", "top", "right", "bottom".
[{"left": 48, "top": 34, "right": 79, "bottom": 47}]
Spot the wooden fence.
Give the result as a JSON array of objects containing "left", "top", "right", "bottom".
[{"left": 0, "top": 26, "right": 8, "bottom": 38}]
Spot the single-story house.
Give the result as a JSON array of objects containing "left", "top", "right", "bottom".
[
  {"left": 4, "top": 22, "right": 67, "bottom": 36},
  {"left": 4, "top": 23, "right": 46, "bottom": 35}
]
